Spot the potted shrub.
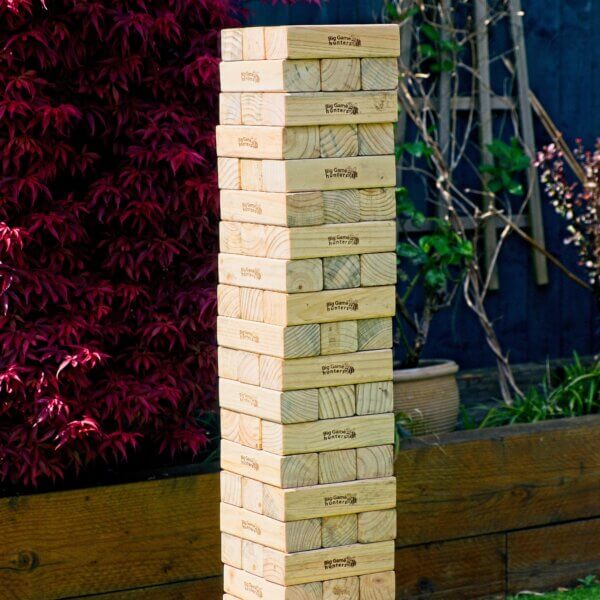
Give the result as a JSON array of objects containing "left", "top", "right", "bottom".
[{"left": 394, "top": 189, "right": 474, "bottom": 434}]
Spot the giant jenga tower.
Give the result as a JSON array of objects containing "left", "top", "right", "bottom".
[{"left": 217, "top": 24, "right": 400, "bottom": 600}]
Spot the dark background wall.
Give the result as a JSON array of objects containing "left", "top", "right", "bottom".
[{"left": 243, "top": 0, "right": 599, "bottom": 369}]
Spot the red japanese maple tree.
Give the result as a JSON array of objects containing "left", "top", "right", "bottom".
[{"left": 0, "top": 0, "right": 247, "bottom": 486}]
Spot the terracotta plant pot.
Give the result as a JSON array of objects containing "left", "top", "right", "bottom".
[{"left": 393, "top": 360, "right": 460, "bottom": 435}]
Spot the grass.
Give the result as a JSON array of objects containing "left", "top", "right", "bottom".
[{"left": 511, "top": 583, "right": 600, "bottom": 599}]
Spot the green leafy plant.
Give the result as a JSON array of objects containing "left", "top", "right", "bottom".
[
  {"left": 480, "top": 137, "right": 531, "bottom": 196},
  {"left": 396, "top": 188, "right": 474, "bottom": 368},
  {"left": 418, "top": 21, "right": 463, "bottom": 73}
]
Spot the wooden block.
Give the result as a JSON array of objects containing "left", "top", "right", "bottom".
[
  {"left": 239, "top": 413, "right": 262, "bottom": 449},
  {"left": 319, "top": 385, "right": 356, "bottom": 419},
  {"left": 220, "top": 190, "right": 324, "bottom": 228},
  {"left": 255, "top": 155, "right": 396, "bottom": 193},
  {"left": 242, "top": 539, "right": 264, "bottom": 576},
  {"left": 323, "top": 189, "right": 360, "bottom": 224},
  {"left": 242, "top": 27, "right": 265, "bottom": 60},
  {"left": 320, "top": 321, "right": 358, "bottom": 355},
  {"left": 217, "top": 317, "right": 320, "bottom": 359},
  {"left": 357, "top": 445, "right": 394, "bottom": 480},
  {"left": 219, "top": 221, "right": 243, "bottom": 255},
  {"left": 263, "top": 476, "right": 397, "bottom": 521},
  {"left": 221, "top": 439, "right": 318, "bottom": 488},
  {"left": 218, "top": 157, "right": 241, "bottom": 190},
  {"left": 358, "top": 510, "right": 397, "bottom": 543},
  {"left": 220, "top": 93, "right": 242, "bottom": 124},
  {"left": 360, "top": 253, "right": 397, "bottom": 287},
  {"left": 263, "top": 540, "right": 395, "bottom": 586},
  {"left": 222, "top": 29, "right": 243, "bottom": 61},
  {"left": 359, "top": 571, "right": 395, "bottom": 600},
  {"left": 358, "top": 124, "right": 395, "bottom": 156},
  {"left": 240, "top": 91, "right": 399, "bottom": 127},
  {"left": 322, "top": 514, "right": 358, "bottom": 548},
  {"left": 239, "top": 158, "right": 263, "bottom": 192},
  {"left": 221, "top": 470, "right": 243, "bottom": 506},
  {"left": 263, "top": 285, "right": 395, "bottom": 326},
  {"left": 239, "top": 287, "right": 264, "bottom": 322},
  {"left": 242, "top": 477, "right": 264, "bottom": 514},
  {"left": 359, "top": 188, "right": 396, "bottom": 221},
  {"left": 261, "top": 414, "right": 394, "bottom": 455},
  {"left": 323, "top": 576, "right": 359, "bottom": 600},
  {"left": 361, "top": 58, "right": 399, "bottom": 91},
  {"left": 218, "top": 346, "right": 260, "bottom": 385},
  {"left": 219, "top": 379, "right": 319, "bottom": 424},
  {"left": 220, "top": 60, "right": 321, "bottom": 93},
  {"left": 222, "top": 533, "right": 243, "bottom": 569},
  {"left": 319, "top": 125, "right": 358, "bottom": 158},
  {"left": 218, "top": 284, "right": 241, "bottom": 319},
  {"left": 260, "top": 349, "right": 393, "bottom": 391},
  {"left": 217, "top": 125, "right": 320, "bottom": 160},
  {"left": 219, "top": 346, "right": 241, "bottom": 381},
  {"left": 219, "top": 254, "right": 323, "bottom": 293},
  {"left": 357, "top": 318, "right": 393, "bottom": 351},
  {"left": 221, "top": 408, "right": 241, "bottom": 443},
  {"left": 319, "top": 449, "right": 357, "bottom": 484},
  {"left": 264, "top": 25, "right": 401, "bottom": 59},
  {"left": 323, "top": 255, "right": 360, "bottom": 290},
  {"left": 221, "top": 503, "right": 321, "bottom": 553},
  {"left": 356, "top": 381, "right": 393, "bottom": 415},
  {"left": 321, "top": 58, "right": 361, "bottom": 92},
  {"left": 224, "top": 565, "right": 322, "bottom": 600}
]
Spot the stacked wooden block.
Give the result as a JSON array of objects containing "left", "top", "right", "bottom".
[{"left": 218, "top": 25, "right": 400, "bottom": 600}]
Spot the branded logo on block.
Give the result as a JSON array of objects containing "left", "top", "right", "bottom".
[
  {"left": 324, "top": 556, "right": 358, "bottom": 570},
  {"left": 242, "top": 520, "right": 261, "bottom": 536},
  {"left": 327, "top": 34, "right": 362, "bottom": 47},
  {"left": 244, "top": 581, "right": 263, "bottom": 598},
  {"left": 241, "top": 455, "right": 259, "bottom": 471},
  {"left": 325, "top": 167, "right": 358, "bottom": 180},
  {"left": 322, "top": 362, "right": 355, "bottom": 376},
  {"left": 240, "top": 330, "right": 259, "bottom": 343},
  {"left": 241, "top": 267, "right": 261, "bottom": 280},
  {"left": 327, "top": 234, "right": 359, "bottom": 246},
  {"left": 326, "top": 300, "right": 359, "bottom": 312},
  {"left": 325, "top": 102, "right": 359, "bottom": 115},
  {"left": 238, "top": 136, "right": 259, "bottom": 148},
  {"left": 242, "top": 202, "right": 263, "bottom": 215},
  {"left": 241, "top": 71, "right": 260, "bottom": 83},
  {"left": 323, "top": 428, "right": 357, "bottom": 441},
  {"left": 324, "top": 493, "right": 358, "bottom": 507},
  {"left": 240, "top": 392, "right": 258, "bottom": 407}
]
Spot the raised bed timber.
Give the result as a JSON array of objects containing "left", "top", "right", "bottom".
[{"left": 1, "top": 415, "right": 599, "bottom": 599}]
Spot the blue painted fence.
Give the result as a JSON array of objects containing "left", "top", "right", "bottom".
[{"left": 244, "top": 0, "right": 599, "bottom": 370}]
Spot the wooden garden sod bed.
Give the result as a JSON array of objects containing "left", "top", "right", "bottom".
[{"left": 1, "top": 415, "right": 599, "bottom": 599}]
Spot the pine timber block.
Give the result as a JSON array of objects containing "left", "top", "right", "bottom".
[
  {"left": 222, "top": 533, "right": 243, "bottom": 570},
  {"left": 319, "top": 385, "right": 356, "bottom": 419},
  {"left": 221, "top": 29, "right": 243, "bottom": 61},
  {"left": 219, "top": 254, "right": 323, "bottom": 293},
  {"left": 357, "top": 510, "right": 397, "bottom": 544},
  {"left": 323, "top": 576, "right": 360, "bottom": 600},
  {"left": 357, "top": 318, "right": 394, "bottom": 351},
  {"left": 220, "top": 60, "right": 321, "bottom": 93},
  {"left": 220, "top": 503, "right": 321, "bottom": 553},
  {"left": 243, "top": 27, "right": 266, "bottom": 60},
  {"left": 359, "top": 188, "right": 396, "bottom": 221},
  {"left": 219, "top": 221, "right": 396, "bottom": 260},
  {"left": 224, "top": 565, "right": 322, "bottom": 600},
  {"left": 319, "top": 449, "right": 358, "bottom": 485},
  {"left": 240, "top": 91, "right": 399, "bottom": 126},
  {"left": 319, "top": 124, "right": 359, "bottom": 158},
  {"left": 217, "top": 125, "right": 320, "bottom": 160},
  {"left": 259, "top": 349, "right": 393, "bottom": 391},
  {"left": 261, "top": 413, "right": 395, "bottom": 455},
  {"left": 239, "top": 413, "right": 262, "bottom": 449},
  {"left": 242, "top": 477, "right": 264, "bottom": 514},
  {"left": 262, "top": 285, "right": 395, "bottom": 326},
  {"left": 323, "top": 255, "right": 360, "bottom": 290},
  {"left": 219, "top": 379, "right": 319, "bottom": 424},
  {"left": 221, "top": 439, "right": 318, "bottom": 488},
  {"left": 358, "top": 123, "right": 395, "bottom": 156},
  {"left": 262, "top": 540, "right": 395, "bottom": 586},
  {"left": 357, "top": 445, "right": 394, "bottom": 480},
  {"left": 361, "top": 58, "right": 399, "bottom": 91},
  {"left": 242, "top": 539, "right": 264, "bottom": 576},
  {"left": 262, "top": 476, "right": 397, "bottom": 521},
  {"left": 240, "top": 287, "right": 264, "bottom": 322},
  {"left": 240, "top": 155, "right": 395, "bottom": 193},
  {"left": 323, "top": 189, "right": 360, "bottom": 223},
  {"left": 220, "top": 93, "right": 242, "bottom": 124},
  {"left": 221, "top": 408, "right": 241, "bottom": 443},
  {"left": 360, "top": 253, "right": 397, "bottom": 287},
  {"left": 218, "top": 284, "right": 241, "bottom": 318},
  {"left": 322, "top": 514, "right": 358, "bottom": 547},
  {"left": 321, "top": 58, "right": 361, "bottom": 92},
  {"left": 320, "top": 321, "right": 359, "bottom": 355},
  {"left": 221, "top": 470, "right": 243, "bottom": 507},
  {"left": 360, "top": 571, "right": 395, "bottom": 600},
  {"left": 217, "top": 316, "right": 321, "bottom": 359},
  {"left": 218, "top": 347, "right": 261, "bottom": 385},
  {"left": 220, "top": 190, "right": 325, "bottom": 227},
  {"left": 355, "top": 381, "right": 393, "bottom": 415},
  {"left": 263, "top": 25, "right": 401, "bottom": 60},
  {"left": 218, "top": 157, "right": 241, "bottom": 190}
]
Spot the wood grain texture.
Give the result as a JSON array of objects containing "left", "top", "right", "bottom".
[
  {"left": 361, "top": 58, "right": 399, "bottom": 90},
  {"left": 359, "top": 188, "right": 396, "bottom": 221},
  {"left": 0, "top": 474, "right": 221, "bottom": 600},
  {"left": 356, "top": 381, "right": 393, "bottom": 416},
  {"left": 319, "top": 385, "right": 356, "bottom": 419},
  {"left": 242, "top": 27, "right": 265, "bottom": 60},
  {"left": 320, "top": 321, "right": 358, "bottom": 355},
  {"left": 323, "top": 189, "right": 360, "bottom": 224},
  {"left": 395, "top": 416, "right": 600, "bottom": 545},
  {"left": 222, "top": 29, "right": 243, "bottom": 61},
  {"left": 218, "top": 157, "right": 241, "bottom": 190},
  {"left": 220, "top": 93, "right": 242, "bottom": 125},
  {"left": 357, "top": 318, "right": 393, "bottom": 351},
  {"left": 507, "top": 517, "right": 600, "bottom": 593},
  {"left": 319, "top": 449, "right": 358, "bottom": 485},
  {"left": 360, "top": 253, "right": 397, "bottom": 287},
  {"left": 321, "top": 514, "right": 358, "bottom": 548},
  {"left": 360, "top": 571, "right": 395, "bottom": 600},
  {"left": 320, "top": 59, "right": 361, "bottom": 92},
  {"left": 357, "top": 445, "right": 394, "bottom": 480},
  {"left": 323, "top": 576, "right": 359, "bottom": 600},
  {"left": 358, "top": 123, "right": 395, "bottom": 156},
  {"left": 358, "top": 510, "right": 397, "bottom": 544},
  {"left": 323, "top": 255, "right": 360, "bottom": 290},
  {"left": 319, "top": 124, "right": 358, "bottom": 158}
]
